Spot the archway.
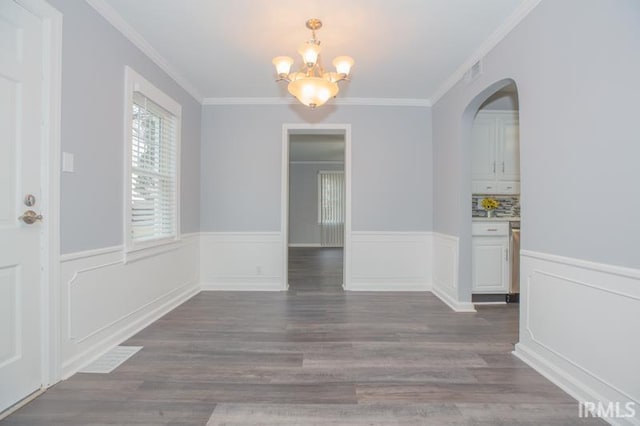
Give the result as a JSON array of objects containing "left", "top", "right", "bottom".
[{"left": 458, "top": 78, "right": 521, "bottom": 309}]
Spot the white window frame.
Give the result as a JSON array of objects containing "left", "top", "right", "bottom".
[{"left": 123, "top": 66, "right": 181, "bottom": 256}]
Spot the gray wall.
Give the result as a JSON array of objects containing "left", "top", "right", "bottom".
[
  {"left": 433, "top": 0, "right": 640, "bottom": 297},
  {"left": 200, "top": 105, "right": 432, "bottom": 232},
  {"left": 50, "top": 0, "right": 202, "bottom": 254},
  {"left": 289, "top": 163, "right": 344, "bottom": 245}
]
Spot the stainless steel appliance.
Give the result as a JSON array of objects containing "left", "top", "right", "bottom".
[{"left": 509, "top": 221, "right": 520, "bottom": 295}]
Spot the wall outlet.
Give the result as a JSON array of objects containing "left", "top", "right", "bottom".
[{"left": 256, "top": 266, "right": 262, "bottom": 275}]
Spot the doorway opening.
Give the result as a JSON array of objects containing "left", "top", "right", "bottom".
[
  {"left": 281, "top": 125, "right": 351, "bottom": 293},
  {"left": 464, "top": 81, "right": 521, "bottom": 308}
]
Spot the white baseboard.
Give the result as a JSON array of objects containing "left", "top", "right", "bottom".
[
  {"left": 288, "top": 243, "right": 322, "bottom": 248},
  {"left": 201, "top": 280, "right": 284, "bottom": 291},
  {"left": 347, "top": 280, "right": 431, "bottom": 292},
  {"left": 517, "top": 250, "right": 640, "bottom": 426},
  {"left": 431, "top": 285, "right": 476, "bottom": 312}
]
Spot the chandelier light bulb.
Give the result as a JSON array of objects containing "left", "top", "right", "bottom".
[
  {"left": 332, "top": 56, "right": 354, "bottom": 76},
  {"left": 272, "top": 56, "right": 294, "bottom": 77},
  {"left": 298, "top": 42, "right": 321, "bottom": 67}
]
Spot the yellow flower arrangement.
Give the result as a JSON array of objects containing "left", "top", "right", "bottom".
[{"left": 481, "top": 197, "right": 500, "bottom": 210}]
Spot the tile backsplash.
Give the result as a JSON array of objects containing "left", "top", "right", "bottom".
[{"left": 472, "top": 195, "right": 520, "bottom": 218}]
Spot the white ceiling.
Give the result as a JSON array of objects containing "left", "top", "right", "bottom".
[{"left": 97, "top": 0, "right": 531, "bottom": 102}]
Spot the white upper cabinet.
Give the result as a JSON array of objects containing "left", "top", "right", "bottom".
[{"left": 471, "top": 111, "right": 520, "bottom": 194}]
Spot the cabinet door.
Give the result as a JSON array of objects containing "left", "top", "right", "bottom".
[
  {"left": 498, "top": 115, "right": 520, "bottom": 182},
  {"left": 472, "top": 237, "right": 509, "bottom": 293},
  {"left": 471, "top": 116, "right": 496, "bottom": 181}
]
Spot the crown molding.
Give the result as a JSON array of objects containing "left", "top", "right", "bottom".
[
  {"left": 202, "top": 97, "right": 431, "bottom": 107},
  {"left": 85, "top": 0, "right": 204, "bottom": 103},
  {"left": 428, "top": 0, "right": 542, "bottom": 105}
]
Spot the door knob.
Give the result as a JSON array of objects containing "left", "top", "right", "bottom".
[{"left": 18, "top": 210, "right": 43, "bottom": 224}]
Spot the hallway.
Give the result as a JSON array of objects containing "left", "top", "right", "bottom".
[{"left": 2, "top": 251, "right": 600, "bottom": 425}]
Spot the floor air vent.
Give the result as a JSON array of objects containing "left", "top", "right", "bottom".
[{"left": 79, "top": 346, "right": 142, "bottom": 374}]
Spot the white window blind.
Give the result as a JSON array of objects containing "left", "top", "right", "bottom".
[
  {"left": 318, "top": 171, "right": 345, "bottom": 247},
  {"left": 130, "top": 92, "right": 177, "bottom": 243}
]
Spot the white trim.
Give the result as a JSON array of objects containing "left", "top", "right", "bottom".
[
  {"left": 201, "top": 281, "right": 283, "bottom": 291},
  {"left": 431, "top": 285, "right": 477, "bottom": 313},
  {"left": 429, "top": 0, "right": 542, "bottom": 105},
  {"left": 60, "top": 245, "right": 123, "bottom": 263},
  {"left": 59, "top": 236, "right": 197, "bottom": 263},
  {"left": 84, "top": 0, "right": 203, "bottom": 103},
  {"left": 180, "top": 231, "right": 200, "bottom": 240},
  {"left": 351, "top": 231, "right": 432, "bottom": 237},
  {"left": 288, "top": 243, "right": 322, "bottom": 248},
  {"left": 203, "top": 97, "right": 431, "bottom": 107},
  {"left": 348, "top": 281, "right": 431, "bottom": 292},
  {"left": 199, "top": 231, "right": 281, "bottom": 238},
  {"left": 15, "top": 0, "right": 63, "bottom": 389},
  {"left": 512, "top": 345, "right": 638, "bottom": 426},
  {"left": 521, "top": 250, "right": 640, "bottom": 280},
  {"left": 281, "top": 124, "right": 352, "bottom": 291},
  {"left": 515, "top": 251, "right": 640, "bottom": 425}
]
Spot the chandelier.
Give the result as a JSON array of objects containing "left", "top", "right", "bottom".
[{"left": 272, "top": 19, "right": 354, "bottom": 108}]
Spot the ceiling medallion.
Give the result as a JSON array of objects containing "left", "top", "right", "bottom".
[{"left": 272, "top": 19, "right": 354, "bottom": 108}]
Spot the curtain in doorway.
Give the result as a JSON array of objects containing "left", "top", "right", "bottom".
[{"left": 318, "top": 171, "right": 345, "bottom": 247}]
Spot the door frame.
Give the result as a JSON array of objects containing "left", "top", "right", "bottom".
[
  {"left": 281, "top": 123, "right": 352, "bottom": 290},
  {"left": 15, "top": 0, "right": 63, "bottom": 390}
]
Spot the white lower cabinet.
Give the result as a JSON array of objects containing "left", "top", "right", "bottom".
[{"left": 472, "top": 223, "right": 510, "bottom": 293}]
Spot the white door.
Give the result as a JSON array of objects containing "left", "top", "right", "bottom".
[
  {"left": 0, "top": 2, "right": 44, "bottom": 412},
  {"left": 472, "top": 237, "right": 509, "bottom": 293}
]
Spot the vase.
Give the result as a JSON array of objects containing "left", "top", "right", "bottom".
[{"left": 487, "top": 209, "right": 495, "bottom": 218}]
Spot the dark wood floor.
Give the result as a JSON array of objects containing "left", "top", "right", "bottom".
[{"left": 2, "top": 248, "right": 601, "bottom": 425}]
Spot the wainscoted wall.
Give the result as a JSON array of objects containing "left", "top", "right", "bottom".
[
  {"left": 199, "top": 231, "right": 435, "bottom": 292},
  {"left": 515, "top": 251, "right": 640, "bottom": 426},
  {"left": 200, "top": 232, "right": 284, "bottom": 291},
  {"left": 431, "top": 233, "right": 475, "bottom": 312},
  {"left": 349, "top": 232, "right": 432, "bottom": 291},
  {"left": 59, "top": 234, "right": 200, "bottom": 378}
]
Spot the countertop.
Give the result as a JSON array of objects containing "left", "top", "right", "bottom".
[{"left": 472, "top": 217, "right": 520, "bottom": 222}]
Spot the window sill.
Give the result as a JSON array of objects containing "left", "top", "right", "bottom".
[{"left": 125, "top": 236, "right": 181, "bottom": 264}]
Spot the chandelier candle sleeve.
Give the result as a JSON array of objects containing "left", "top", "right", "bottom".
[{"left": 272, "top": 18, "right": 354, "bottom": 108}]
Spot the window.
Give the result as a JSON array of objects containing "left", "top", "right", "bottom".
[
  {"left": 318, "top": 170, "right": 345, "bottom": 247},
  {"left": 125, "top": 67, "right": 181, "bottom": 250}
]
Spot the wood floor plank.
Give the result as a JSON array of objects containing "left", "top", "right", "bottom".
[{"left": 1, "top": 247, "right": 603, "bottom": 425}]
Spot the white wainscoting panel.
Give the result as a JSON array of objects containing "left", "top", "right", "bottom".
[
  {"left": 60, "top": 234, "right": 200, "bottom": 378},
  {"left": 515, "top": 250, "right": 640, "bottom": 426},
  {"left": 348, "top": 232, "right": 431, "bottom": 291},
  {"left": 431, "top": 233, "right": 475, "bottom": 312},
  {"left": 200, "top": 232, "right": 284, "bottom": 291}
]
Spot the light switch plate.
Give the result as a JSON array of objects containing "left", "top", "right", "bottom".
[{"left": 62, "top": 152, "right": 74, "bottom": 172}]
